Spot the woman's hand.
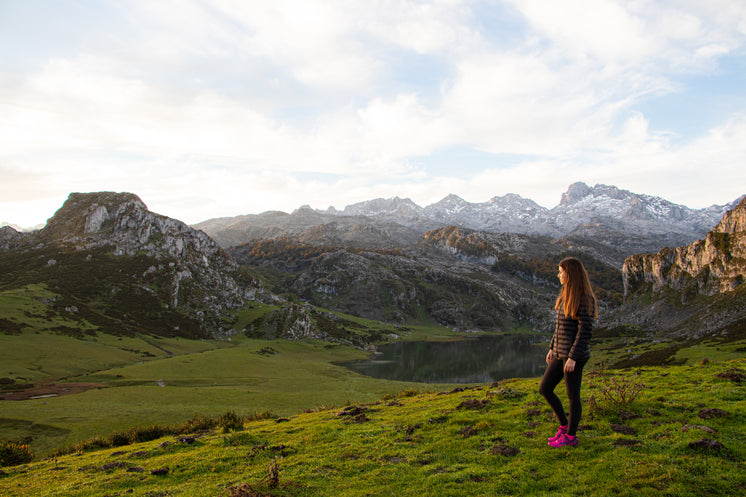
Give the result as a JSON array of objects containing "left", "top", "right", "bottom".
[
  {"left": 546, "top": 350, "right": 552, "bottom": 365},
  {"left": 564, "top": 358, "right": 576, "bottom": 373}
]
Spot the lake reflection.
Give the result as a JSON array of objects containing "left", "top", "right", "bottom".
[{"left": 343, "top": 334, "right": 547, "bottom": 384}]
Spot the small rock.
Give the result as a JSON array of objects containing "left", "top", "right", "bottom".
[
  {"left": 405, "top": 424, "right": 422, "bottom": 435},
  {"left": 456, "top": 399, "right": 489, "bottom": 410},
  {"left": 491, "top": 444, "right": 519, "bottom": 457},
  {"left": 352, "top": 414, "right": 370, "bottom": 423},
  {"left": 150, "top": 467, "right": 169, "bottom": 475},
  {"left": 100, "top": 462, "right": 128, "bottom": 471},
  {"left": 336, "top": 405, "right": 367, "bottom": 417},
  {"left": 681, "top": 424, "right": 718, "bottom": 434},
  {"left": 126, "top": 467, "right": 144, "bottom": 473},
  {"left": 610, "top": 424, "right": 636, "bottom": 435},
  {"left": 698, "top": 408, "right": 729, "bottom": 420},
  {"left": 716, "top": 369, "right": 745, "bottom": 384},
  {"left": 688, "top": 439, "right": 726, "bottom": 451},
  {"left": 460, "top": 426, "right": 478, "bottom": 438}
]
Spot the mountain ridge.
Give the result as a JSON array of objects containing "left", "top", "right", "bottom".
[{"left": 194, "top": 182, "right": 742, "bottom": 257}]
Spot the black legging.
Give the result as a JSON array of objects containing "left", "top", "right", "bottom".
[{"left": 539, "top": 357, "right": 588, "bottom": 436}]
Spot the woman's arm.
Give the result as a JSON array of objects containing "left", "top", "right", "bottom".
[{"left": 568, "top": 305, "right": 593, "bottom": 361}]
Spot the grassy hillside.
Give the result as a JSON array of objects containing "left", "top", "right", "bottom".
[
  {"left": 1, "top": 359, "right": 743, "bottom": 496},
  {"left": 0, "top": 328, "right": 461, "bottom": 458}
]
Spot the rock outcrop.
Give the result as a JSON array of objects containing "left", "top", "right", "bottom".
[
  {"left": 0, "top": 226, "right": 27, "bottom": 251},
  {"left": 4, "top": 192, "right": 253, "bottom": 338},
  {"left": 600, "top": 197, "right": 746, "bottom": 340},
  {"left": 623, "top": 197, "right": 746, "bottom": 297}
]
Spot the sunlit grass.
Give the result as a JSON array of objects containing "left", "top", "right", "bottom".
[{"left": 2, "top": 359, "right": 743, "bottom": 496}]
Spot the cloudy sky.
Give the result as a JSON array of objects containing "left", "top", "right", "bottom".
[{"left": 1, "top": 0, "right": 745, "bottom": 228}]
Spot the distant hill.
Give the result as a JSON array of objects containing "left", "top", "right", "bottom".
[{"left": 0, "top": 192, "right": 254, "bottom": 339}]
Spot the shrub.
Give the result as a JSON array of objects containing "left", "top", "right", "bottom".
[
  {"left": 176, "top": 414, "right": 217, "bottom": 434},
  {"left": 108, "top": 430, "right": 132, "bottom": 447},
  {"left": 128, "top": 424, "right": 168, "bottom": 443},
  {"left": 77, "top": 436, "right": 111, "bottom": 452},
  {"left": 246, "top": 410, "right": 275, "bottom": 422},
  {"left": 489, "top": 385, "right": 527, "bottom": 399},
  {"left": 218, "top": 411, "right": 244, "bottom": 433},
  {"left": 597, "top": 371, "right": 646, "bottom": 407},
  {"left": 382, "top": 388, "right": 419, "bottom": 401},
  {"left": 0, "top": 441, "right": 34, "bottom": 467}
]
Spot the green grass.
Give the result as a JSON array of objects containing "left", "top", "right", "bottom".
[
  {"left": 0, "top": 328, "right": 224, "bottom": 382},
  {"left": 0, "top": 284, "right": 98, "bottom": 336},
  {"left": 1, "top": 359, "right": 743, "bottom": 496},
  {"left": 0, "top": 336, "right": 459, "bottom": 458}
]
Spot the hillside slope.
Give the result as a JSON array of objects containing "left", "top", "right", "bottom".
[
  {"left": 231, "top": 226, "right": 625, "bottom": 332},
  {"left": 2, "top": 359, "right": 743, "bottom": 496}
]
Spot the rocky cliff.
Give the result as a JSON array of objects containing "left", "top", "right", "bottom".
[
  {"left": 623, "top": 197, "right": 746, "bottom": 297},
  {"left": 599, "top": 197, "right": 746, "bottom": 341},
  {"left": 0, "top": 226, "right": 27, "bottom": 251}
]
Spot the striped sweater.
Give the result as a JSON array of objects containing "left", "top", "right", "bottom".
[{"left": 549, "top": 303, "right": 594, "bottom": 361}]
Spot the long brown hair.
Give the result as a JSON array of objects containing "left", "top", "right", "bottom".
[{"left": 555, "top": 257, "right": 598, "bottom": 319}]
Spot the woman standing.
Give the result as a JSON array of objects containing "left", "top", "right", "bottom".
[{"left": 540, "top": 257, "right": 597, "bottom": 448}]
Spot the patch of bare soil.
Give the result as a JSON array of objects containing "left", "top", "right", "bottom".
[{"left": 0, "top": 382, "right": 106, "bottom": 400}]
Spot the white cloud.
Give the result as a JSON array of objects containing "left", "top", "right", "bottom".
[
  {"left": 507, "top": 0, "right": 652, "bottom": 62},
  {"left": 1, "top": 0, "right": 744, "bottom": 228}
]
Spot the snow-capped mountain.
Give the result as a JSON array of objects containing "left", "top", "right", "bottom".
[
  {"left": 323, "top": 182, "right": 739, "bottom": 244},
  {"left": 549, "top": 182, "right": 727, "bottom": 239},
  {"left": 194, "top": 182, "right": 742, "bottom": 261}
]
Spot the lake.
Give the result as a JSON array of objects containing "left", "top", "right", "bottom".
[{"left": 342, "top": 334, "right": 548, "bottom": 383}]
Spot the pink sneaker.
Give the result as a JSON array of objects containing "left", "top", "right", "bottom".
[
  {"left": 548, "top": 425, "right": 568, "bottom": 442},
  {"left": 548, "top": 433, "right": 578, "bottom": 448}
]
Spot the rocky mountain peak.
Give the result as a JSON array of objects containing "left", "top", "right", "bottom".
[
  {"left": 487, "top": 192, "right": 543, "bottom": 211},
  {"left": 341, "top": 196, "right": 423, "bottom": 216},
  {"left": 556, "top": 182, "right": 639, "bottom": 209},
  {"left": 39, "top": 192, "right": 231, "bottom": 264},
  {"left": 11, "top": 192, "right": 251, "bottom": 338},
  {"left": 424, "top": 194, "right": 469, "bottom": 216},
  {"left": 559, "top": 181, "right": 594, "bottom": 205},
  {"left": 713, "top": 197, "right": 746, "bottom": 234},
  {"left": 0, "top": 225, "right": 26, "bottom": 251},
  {"left": 40, "top": 192, "right": 148, "bottom": 241}
]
